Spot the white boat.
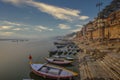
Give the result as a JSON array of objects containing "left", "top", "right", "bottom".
[
  {"left": 65, "top": 57, "right": 74, "bottom": 60},
  {"left": 31, "top": 63, "right": 78, "bottom": 79},
  {"left": 52, "top": 55, "right": 74, "bottom": 60},
  {"left": 45, "top": 58, "right": 73, "bottom": 65}
]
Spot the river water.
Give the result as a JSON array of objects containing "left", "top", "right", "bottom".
[{"left": 0, "top": 38, "right": 79, "bottom": 80}]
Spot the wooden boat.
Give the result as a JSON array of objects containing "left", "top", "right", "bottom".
[
  {"left": 54, "top": 41, "right": 68, "bottom": 45},
  {"left": 56, "top": 45, "right": 65, "bottom": 48},
  {"left": 52, "top": 55, "right": 74, "bottom": 61},
  {"left": 49, "top": 49, "right": 58, "bottom": 54},
  {"left": 65, "top": 57, "right": 74, "bottom": 60},
  {"left": 31, "top": 63, "right": 78, "bottom": 79},
  {"left": 45, "top": 58, "right": 73, "bottom": 65},
  {"left": 53, "top": 55, "right": 60, "bottom": 58}
]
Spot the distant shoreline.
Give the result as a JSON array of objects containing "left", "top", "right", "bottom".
[{"left": 0, "top": 39, "right": 29, "bottom": 41}]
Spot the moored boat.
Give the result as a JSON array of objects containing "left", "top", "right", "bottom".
[
  {"left": 52, "top": 55, "right": 74, "bottom": 60},
  {"left": 49, "top": 49, "right": 58, "bottom": 54},
  {"left": 31, "top": 63, "right": 78, "bottom": 79},
  {"left": 65, "top": 57, "right": 74, "bottom": 60},
  {"left": 45, "top": 58, "right": 73, "bottom": 65},
  {"left": 56, "top": 45, "right": 66, "bottom": 48}
]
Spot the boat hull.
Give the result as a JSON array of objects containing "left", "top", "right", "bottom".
[{"left": 31, "top": 69, "right": 73, "bottom": 79}]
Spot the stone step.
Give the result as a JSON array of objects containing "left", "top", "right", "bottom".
[
  {"left": 97, "top": 60, "right": 117, "bottom": 79},
  {"left": 100, "top": 60, "right": 120, "bottom": 79},
  {"left": 104, "top": 56, "right": 120, "bottom": 72}
]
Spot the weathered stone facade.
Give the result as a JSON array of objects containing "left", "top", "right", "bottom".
[{"left": 76, "top": 10, "right": 120, "bottom": 41}]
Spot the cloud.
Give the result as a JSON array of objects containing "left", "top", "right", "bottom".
[
  {"left": 0, "top": 26, "right": 13, "bottom": 30},
  {"left": 2, "top": 0, "right": 89, "bottom": 21},
  {"left": 1, "top": 0, "right": 31, "bottom": 6},
  {"left": 0, "top": 31, "right": 14, "bottom": 36},
  {"left": 1, "top": 20, "right": 28, "bottom": 26},
  {"left": 79, "top": 16, "right": 89, "bottom": 20},
  {"left": 12, "top": 28, "right": 21, "bottom": 31},
  {"left": 27, "top": 1, "right": 81, "bottom": 21},
  {"left": 71, "top": 28, "right": 81, "bottom": 32},
  {"left": 71, "top": 24, "right": 83, "bottom": 32},
  {"left": 75, "top": 24, "right": 83, "bottom": 27},
  {"left": 12, "top": 28, "right": 29, "bottom": 31},
  {"left": 2, "top": 21, "right": 21, "bottom": 26},
  {"left": 58, "top": 24, "right": 71, "bottom": 30},
  {"left": 0, "top": 20, "right": 30, "bottom": 31},
  {"left": 35, "top": 25, "right": 53, "bottom": 32}
]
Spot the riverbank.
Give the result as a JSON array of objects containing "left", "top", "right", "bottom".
[{"left": 73, "top": 39, "right": 120, "bottom": 80}]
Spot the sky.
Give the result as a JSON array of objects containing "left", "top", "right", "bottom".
[{"left": 0, "top": 0, "right": 112, "bottom": 39}]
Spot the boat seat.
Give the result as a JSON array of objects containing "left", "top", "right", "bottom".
[
  {"left": 60, "top": 71, "right": 72, "bottom": 76},
  {"left": 37, "top": 63, "right": 48, "bottom": 71},
  {"left": 58, "top": 69, "right": 62, "bottom": 75},
  {"left": 39, "top": 67, "right": 48, "bottom": 72},
  {"left": 48, "top": 68, "right": 60, "bottom": 75},
  {"left": 53, "top": 59, "right": 64, "bottom": 62}
]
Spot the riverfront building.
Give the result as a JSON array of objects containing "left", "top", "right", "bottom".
[{"left": 76, "top": 0, "right": 120, "bottom": 42}]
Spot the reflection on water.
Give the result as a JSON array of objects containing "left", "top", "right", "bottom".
[
  {"left": 0, "top": 38, "right": 79, "bottom": 80},
  {"left": 29, "top": 71, "right": 78, "bottom": 80},
  {"left": 29, "top": 72, "right": 48, "bottom": 80},
  {"left": 29, "top": 71, "right": 69, "bottom": 80}
]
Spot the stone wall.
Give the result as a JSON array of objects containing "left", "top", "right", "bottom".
[
  {"left": 92, "top": 29, "right": 99, "bottom": 40},
  {"left": 75, "top": 10, "right": 120, "bottom": 41},
  {"left": 109, "top": 25, "right": 120, "bottom": 39}
]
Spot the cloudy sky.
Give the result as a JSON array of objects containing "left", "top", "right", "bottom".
[{"left": 0, "top": 0, "right": 112, "bottom": 39}]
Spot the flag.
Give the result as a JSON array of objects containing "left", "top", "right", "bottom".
[
  {"left": 29, "top": 54, "right": 32, "bottom": 60},
  {"left": 29, "top": 54, "right": 32, "bottom": 64}
]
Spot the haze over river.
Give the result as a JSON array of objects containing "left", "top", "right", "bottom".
[{"left": 0, "top": 38, "right": 78, "bottom": 80}]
